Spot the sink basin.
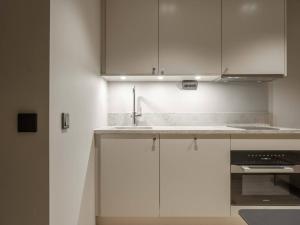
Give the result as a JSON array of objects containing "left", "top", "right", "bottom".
[
  {"left": 227, "top": 125, "right": 280, "bottom": 131},
  {"left": 113, "top": 126, "right": 153, "bottom": 130}
]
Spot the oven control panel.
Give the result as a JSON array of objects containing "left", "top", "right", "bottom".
[{"left": 231, "top": 151, "right": 300, "bottom": 165}]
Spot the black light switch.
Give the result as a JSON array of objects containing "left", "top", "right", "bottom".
[{"left": 18, "top": 113, "right": 37, "bottom": 132}]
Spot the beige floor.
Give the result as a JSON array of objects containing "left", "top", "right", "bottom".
[{"left": 97, "top": 217, "right": 247, "bottom": 225}]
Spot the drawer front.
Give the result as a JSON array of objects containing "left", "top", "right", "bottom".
[{"left": 231, "top": 135, "right": 300, "bottom": 150}]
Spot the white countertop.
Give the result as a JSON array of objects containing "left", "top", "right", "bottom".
[{"left": 94, "top": 126, "right": 300, "bottom": 135}]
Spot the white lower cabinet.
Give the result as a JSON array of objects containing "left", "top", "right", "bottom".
[
  {"left": 100, "top": 135, "right": 159, "bottom": 217},
  {"left": 160, "top": 135, "right": 231, "bottom": 217},
  {"left": 99, "top": 134, "right": 231, "bottom": 217}
]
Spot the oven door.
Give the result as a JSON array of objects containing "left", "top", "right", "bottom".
[{"left": 231, "top": 165, "right": 300, "bottom": 206}]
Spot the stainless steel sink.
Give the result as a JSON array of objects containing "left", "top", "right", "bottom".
[
  {"left": 227, "top": 125, "right": 280, "bottom": 131},
  {"left": 113, "top": 126, "right": 153, "bottom": 130}
]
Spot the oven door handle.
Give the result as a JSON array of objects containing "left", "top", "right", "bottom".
[{"left": 241, "top": 166, "right": 295, "bottom": 173}]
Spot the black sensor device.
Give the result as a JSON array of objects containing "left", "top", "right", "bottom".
[{"left": 18, "top": 113, "right": 37, "bottom": 132}]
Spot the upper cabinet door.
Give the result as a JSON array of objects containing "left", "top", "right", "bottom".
[
  {"left": 222, "top": 0, "right": 286, "bottom": 75},
  {"left": 159, "top": 0, "right": 221, "bottom": 75},
  {"left": 105, "top": 0, "right": 158, "bottom": 75}
]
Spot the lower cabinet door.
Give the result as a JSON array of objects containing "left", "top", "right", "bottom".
[
  {"left": 160, "top": 135, "right": 231, "bottom": 217},
  {"left": 100, "top": 135, "right": 159, "bottom": 217}
]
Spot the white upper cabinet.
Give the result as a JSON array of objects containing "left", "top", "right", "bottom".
[
  {"left": 159, "top": 0, "right": 221, "bottom": 75},
  {"left": 222, "top": 0, "right": 286, "bottom": 75},
  {"left": 105, "top": 0, "right": 158, "bottom": 75},
  {"left": 104, "top": 0, "right": 286, "bottom": 77}
]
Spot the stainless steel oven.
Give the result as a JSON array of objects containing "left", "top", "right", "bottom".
[{"left": 231, "top": 151, "right": 300, "bottom": 206}]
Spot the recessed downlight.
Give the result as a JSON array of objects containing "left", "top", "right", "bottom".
[
  {"left": 120, "top": 76, "right": 127, "bottom": 80},
  {"left": 157, "top": 76, "right": 164, "bottom": 80},
  {"left": 195, "top": 76, "right": 202, "bottom": 80}
]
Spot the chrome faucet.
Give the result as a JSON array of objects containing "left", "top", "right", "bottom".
[{"left": 132, "top": 86, "right": 142, "bottom": 126}]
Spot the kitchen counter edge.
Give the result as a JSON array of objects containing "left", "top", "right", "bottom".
[{"left": 94, "top": 127, "right": 300, "bottom": 135}]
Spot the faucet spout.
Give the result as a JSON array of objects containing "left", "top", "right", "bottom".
[{"left": 132, "top": 86, "right": 141, "bottom": 126}]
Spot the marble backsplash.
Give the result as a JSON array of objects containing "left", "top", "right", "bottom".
[{"left": 107, "top": 113, "right": 272, "bottom": 126}]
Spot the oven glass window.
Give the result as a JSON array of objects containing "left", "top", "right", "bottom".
[
  {"left": 231, "top": 174, "right": 300, "bottom": 206},
  {"left": 242, "top": 175, "right": 290, "bottom": 196}
]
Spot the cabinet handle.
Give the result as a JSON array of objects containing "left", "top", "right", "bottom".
[
  {"left": 223, "top": 68, "right": 229, "bottom": 74},
  {"left": 152, "top": 137, "right": 157, "bottom": 151},
  {"left": 193, "top": 137, "right": 198, "bottom": 151},
  {"left": 152, "top": 67, "right": 156, "bottom": 75}
]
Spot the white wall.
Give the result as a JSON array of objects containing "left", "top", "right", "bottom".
[
  {"left": 108, "top": 82, "right": 269, "bottom": 113},
  {"left": 271, "top": 0, "right": 300, "bottom": 128},
  {"left": 0, "top": 1, "right": 50, "bottom": 225},
  {"left": 50, "top": 1, "right": 107, "bottom": 225}
]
